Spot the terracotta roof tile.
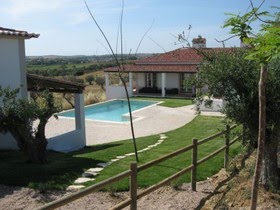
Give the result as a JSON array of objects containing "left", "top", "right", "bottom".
[
  {"left": 104, "top": 47, "right": 235, "bottom": 73},
  {"left": 104, "top": 64, "right": 198, "bottom": 73},
  {"left": 0, "top": 27, "right": 39, "bottom": 39},
  {"left": 135, "top": 48, "right": 229, "bottom": 64}
]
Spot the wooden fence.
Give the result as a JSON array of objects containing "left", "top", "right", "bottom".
[{"left": 37, "top": 124, "right": 240, "bottom": 210}]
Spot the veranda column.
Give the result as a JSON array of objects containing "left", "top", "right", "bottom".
[
  {"left": 161, "top": 72, "right": 166, "bottom": 97},
  {"left": 105, "top": 72, "right": 109, "bottom": 87},
  {"left": 128, "top": 72, "right": 133, "bottom": 97},
  {"left": 74, "top": 93, "right": 86, "bottom": 146}
]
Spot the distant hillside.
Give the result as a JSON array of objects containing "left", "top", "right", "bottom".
[
  {"left": 27, "top": 53, "right": 156, "bottom": 62},
  {"left": 26, "top": 53, "right": 158, "bottom": 77}
]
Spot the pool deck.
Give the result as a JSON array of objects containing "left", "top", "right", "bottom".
[{"left": 45, "top": 104, "right": 223, "bottom": 145}]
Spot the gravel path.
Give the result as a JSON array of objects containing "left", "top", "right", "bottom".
[{"left": 0, "top": 170, "right": 229, "bottom": 210}]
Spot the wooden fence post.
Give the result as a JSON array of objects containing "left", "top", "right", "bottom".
[
  {"left": 191, "top": 138, "right": 198, "bottom": 191},
  {"left": 224, "top": 124, "right": 230, "bottom": 169},
  {"left": 130, "top": 162, "right": 138, "bottom": 210}
]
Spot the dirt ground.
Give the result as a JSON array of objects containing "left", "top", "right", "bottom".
[
  {"left": 202, "top": 152, "right": 280, "bottom": 210},
  {"left": 1, "top": 152, "right": 279, "bottom": 210},
  {"left": 0, "top": 176, "right": 225, "bottom": 210}
]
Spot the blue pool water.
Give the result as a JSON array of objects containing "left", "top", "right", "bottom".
[{"left": 59, "top": 100, "right": 157, "bottom": 122}]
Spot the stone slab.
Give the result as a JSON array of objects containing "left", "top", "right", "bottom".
[
  {"left": 87, "top": 167, "right": 104, "bottom": 173},
  {"left": 67, "top": 185, "right": 85, "bottom": 191},
  {"left": 97, "top": 162, "right": 108, "bottom": 168},
  {"left": 82, "top": 172, "right": 98, "bottom": 178},
  {"left": 74, "top": 177, "right": 95, "bottom": 184}
]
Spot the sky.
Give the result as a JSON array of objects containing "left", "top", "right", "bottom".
[{"left": 0, "top": 0, "right": 278, "bottom": 56}]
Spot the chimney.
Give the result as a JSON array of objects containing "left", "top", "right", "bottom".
[{"left": 192, "top": 35, "right": 206, "bottom": 48}]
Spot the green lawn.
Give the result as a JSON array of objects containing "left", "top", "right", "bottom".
[
  {"left": 132, "top": 97, "right": 193, "bottom": 108},
  {"left": 0, "top": 116, "right": 241, "bottom": 191}
]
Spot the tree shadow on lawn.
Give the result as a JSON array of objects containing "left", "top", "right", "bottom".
[
  {"left": 71, "top": 143, "right": 123, "bottom": 155},
  {"left": 0, "top": 145, "right": 120, "bottom": 195}
]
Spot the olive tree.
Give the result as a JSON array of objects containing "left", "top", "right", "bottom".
[
  {"left": 0, "top": 87, "right": 59, "bottom": 163},
  {"left": 95, "top": 76, "right": 105, "bottom": 90},
  {"left": 85, "top": 75, "right": 95, "bottom": 85},
  {"left": 221, "top": 6, "right": 280, "bottom": 209},
  {"left": 198, "top": 48, "right": 280, "bottom": 193}
]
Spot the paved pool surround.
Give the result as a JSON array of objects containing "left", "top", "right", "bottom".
[{"left": 46, "top": 104, "right": 197, "bottom": 145}]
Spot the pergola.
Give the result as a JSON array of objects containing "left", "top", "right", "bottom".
[
  {"left": 27, "top": 73, "right": 86, "bottom": 152},
  {"left": 27, "top": 73, "right": 84, "bottom": 93}
]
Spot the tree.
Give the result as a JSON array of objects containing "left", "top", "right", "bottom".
[
  {"left": 221, "top": 6, "right": 280, "bottom": 209},
  {"left": 198, "top": 48, "right": 280, "bottom": 205},
  {"left": 95, "top": 76, "right": 105, "bottom": 90},
  {"left": 0, "top": 87, "right": 59, "bottom": 163},
  {"left": 85, "top": 74, "right": 95, "bottom": 85}
]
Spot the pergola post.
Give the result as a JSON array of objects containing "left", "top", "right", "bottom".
[
  {"left": 105, "top": 72, "right": 109, "bottom": 87},
  {"left": 74, "top": 93, "right": 86, "bottom": 146},
  {"left": 129, "top": 72, "right": 133, "bottom": 97},
  {"left": 161, "top": 72, "right": 166, "bottom": 97}
]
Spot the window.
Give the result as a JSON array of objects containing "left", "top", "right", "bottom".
[
  {"left": 180, "top": 73, "right": 194, "bottom": 93},
  {"left": 145, "top": 73, "right": 157, "bottom": 88}
]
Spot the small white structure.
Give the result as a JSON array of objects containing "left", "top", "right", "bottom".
[
  {"left": 197, "top": 97, "right": 224, "bottom": 112},
  {"left": 27, "top": 74, "right": 86, "bottom": 152},
  {"left": 0, "top": 27, "right": 86, "bottom": 152}
]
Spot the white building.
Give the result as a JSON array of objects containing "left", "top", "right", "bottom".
[
  {"left": 104, "top": 37, "right": 230, "bottom": 102},
  {"left": 0, "top": 27, "right": 86, "bottom": 152}
]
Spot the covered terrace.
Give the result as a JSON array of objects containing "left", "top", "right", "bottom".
[{"left": 27, "top": 73, "right": 86, "bottom": 152}]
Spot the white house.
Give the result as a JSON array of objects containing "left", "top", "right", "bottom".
[
  {"left": 104, "top": 37, "right": 229, "bottom": 100},
  {"left": 0, "top": 27, "right": 86, "bottom": 152}
]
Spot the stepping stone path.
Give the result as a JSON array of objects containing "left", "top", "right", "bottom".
[
  {"left": 82, "top": 172, "right": 98, "bottom": 178},
  {"left": 74, "top": 177, "right": 95, "bottom": 184},
  {"left": 70, "top": 133, "right": 168, "bottom": 191},
  {"left": 97, "top": 162, "right": 109, "bottom": 167},
  {"left": 66, "top": 185, "right": 86, "bottom": 191}
]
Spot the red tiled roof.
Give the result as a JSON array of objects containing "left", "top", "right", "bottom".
[
  {"left": 104, "top": 64, "right": 198, "bottom": 73},
  {"left": 104, "top": 47, "right": 234, "bottom": 73},
  {"left": 135, "top": 48, "right": 228, "bottom": 64},
  {"left": 135, "top": 48, "right": 201, "bottom": 64},
  {"left": 0, "top": 27, "right": 39, "bottom": 39}
]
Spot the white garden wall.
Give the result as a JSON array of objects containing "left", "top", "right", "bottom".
[
  {"left": 47, "top": 129, "right": 85, "bottom": 153},
  {"left": 106, "top": 85, "right": 132, "bottom": 100}
]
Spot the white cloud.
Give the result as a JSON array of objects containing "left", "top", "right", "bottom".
[
  {"left": 5, "top": 0, "right": 71, "bottom": 18},
  {"left": 68, "top": 12, "right": 90, "bottom": 25}
]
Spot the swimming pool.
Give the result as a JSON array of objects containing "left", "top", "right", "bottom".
[{"left": 59, "top": 100, "right": 158, "bottom": 122}]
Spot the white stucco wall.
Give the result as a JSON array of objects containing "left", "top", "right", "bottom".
[
  {"left": 0, "top": 36, "right": 28, "bottom": 150},
  {"left": 0, "top": 130, "right": 87, "bottom": 153},
  {"left": 137, "top": 73, "right": 145, "bottom": 88},
  {"left": 106, "top": 85, "right": 132, "bottom": 100},
  {"left": 0, "top": 37, "right": 27, "bottom": 98},
  {"left": 105, "top": 72, "right": 132, "bottom": 100}
]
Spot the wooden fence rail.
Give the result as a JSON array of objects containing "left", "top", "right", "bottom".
[{"left": 37, "top": 124, "right": 240, "bottom": 210}]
